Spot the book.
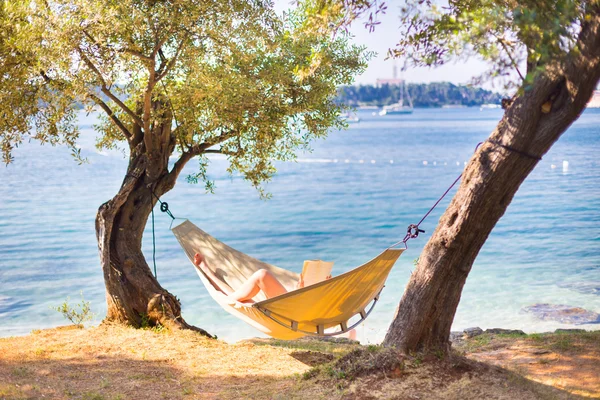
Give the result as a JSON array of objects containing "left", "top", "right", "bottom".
[{"left": 301, "top": 260, "right": 334, "bottom": 287}]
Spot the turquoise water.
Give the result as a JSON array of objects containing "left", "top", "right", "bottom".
[{"left": 1, "top": 108, "right": 599, "bottom": 343}]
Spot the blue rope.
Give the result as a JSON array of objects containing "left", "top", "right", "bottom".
[{"left": 150, "top": 190, "right": 175, "bottom": 279}]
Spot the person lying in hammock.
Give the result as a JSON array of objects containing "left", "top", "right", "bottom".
[
  {"left": 193, "top": 253, "right": 330, "bottom": 302},
  {"left": 194, "top": 252, "right": 357, "bottom": 340}
]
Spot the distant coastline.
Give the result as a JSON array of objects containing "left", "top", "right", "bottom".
[{"left": 338, "top": 81, "right": 502, "bottom": 108}]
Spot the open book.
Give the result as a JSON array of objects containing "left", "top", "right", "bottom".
[{"left": 301, "top": 260, "right": 334, "bottom": 287}]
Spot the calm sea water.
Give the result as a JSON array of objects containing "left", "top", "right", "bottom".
[{"left": 1, "top": 108, "right": 599, "bottom": 343}]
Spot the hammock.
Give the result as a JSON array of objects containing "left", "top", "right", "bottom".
[{"left": 172, "top": 220, "right": 404, "bottom": 339}]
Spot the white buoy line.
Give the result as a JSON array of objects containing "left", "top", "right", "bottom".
[
  {"left": 294, "top": 158, "right": 571, "bottom": 170},
  {"left": 297, "top": 158, "right": 471, "bottom": 165}
]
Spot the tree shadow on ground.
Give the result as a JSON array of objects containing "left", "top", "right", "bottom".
[
  {"left": 342, "top": 354, "right": 588, "bottom": 400},
  {"left": 0, "top": 355, "right": 312, "bottom": 400}
]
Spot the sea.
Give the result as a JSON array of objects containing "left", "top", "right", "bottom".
[{"left": 1, "top": 107, "right": 599, "bottom": 343}]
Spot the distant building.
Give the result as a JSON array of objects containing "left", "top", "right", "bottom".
[
  {"left": 375, "top": 78, "right": 405, "bottom": 87},
  {"left": 376, "top": 62, "right": 405, "bottom": 87}
]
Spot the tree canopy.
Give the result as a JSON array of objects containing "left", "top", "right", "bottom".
[
  {"left": 0, "top": 0, "right": 368, "bottom": 190},
  {"left": 392, "top": 0, "right": 597, "bottom": 90}
]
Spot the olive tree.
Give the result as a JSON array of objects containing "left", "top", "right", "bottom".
[
  {"left": 381, "top": 0, "right": 600, "bottom": 353},
  {"left": 0, "top": 0, "right": 368, "bottom": 333}
]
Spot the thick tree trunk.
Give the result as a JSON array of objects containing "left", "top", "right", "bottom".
[
  {"left": 384, "top": 13, "right": 600, "bottom": 354},
  {"left": 95, "top": 123, "right": 212, "bottom": 336}
]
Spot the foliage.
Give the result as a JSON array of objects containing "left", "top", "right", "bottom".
[
  {"left": 389, "top": 0, "right": 596, "bottom": 90},
  {"left": 338, "top": 82, "right": 501, "bottom": 107},
  {"left": 51, "top": 292, "right": 96, "bottom": 325},
  {"left": 0, "top": 0, "right": 369, "bottom": 193}
]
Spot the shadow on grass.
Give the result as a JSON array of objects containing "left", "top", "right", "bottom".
[{"left": 0, "top": 355, "right": 310, "bottom": 400}]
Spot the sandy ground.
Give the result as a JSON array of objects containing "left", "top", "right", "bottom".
[{"left": 0, "top": 324, "right": 597, "bottom": 399}]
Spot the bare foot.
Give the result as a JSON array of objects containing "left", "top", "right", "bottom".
[{"left": 348, "top": 328, "right": 357, "bottom": 341}]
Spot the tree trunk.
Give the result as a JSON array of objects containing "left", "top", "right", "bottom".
[
  {"left": 383, "top": 14, "right": 600, "bottom": 354},
  {"left": 95, "top": 126, "right": 212, "bottom": 336}
]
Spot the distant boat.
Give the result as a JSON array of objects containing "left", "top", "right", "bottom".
[
  {"left": 479, "top": 103, "right": 502, "bottom": 111},
  {"left": 442, "top": 104, "right": 467, "bottom": 109},
  {"left": 379, "top": 103, "right": 413, "bottom": 115},
  {"left": 587, "top": 90, "right": 600, "bottom": 108},
  {"left": 379, "top": 80, "right": 413, "bottom": 115}
]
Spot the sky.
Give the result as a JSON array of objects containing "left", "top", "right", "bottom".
[
  {"left": 275, "top": 1, "right": 497, "bottom": 89},
  {"left": 345, "top": 4, "right": 492, "bottom": 87}
]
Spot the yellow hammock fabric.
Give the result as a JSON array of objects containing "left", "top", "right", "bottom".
[{"left": 172, "top": 220, "right": 404, "bottom": 340}]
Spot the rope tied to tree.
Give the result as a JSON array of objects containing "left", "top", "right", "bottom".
[
  {"left": 487, "top": 139, "right": 542, "bottom": 161},
  {"left": 394, "top": 139, "right": 542, "bottom": 249},
  {"left": 150, "top": 189, "right": 180, "bottom": 279}
]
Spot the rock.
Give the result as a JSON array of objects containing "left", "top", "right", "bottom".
[
  {"left": 485, "top": 328, "right": 526, "bottom": 336},
  {"left": 522, "top": 303, "right": 600, "bottom": 325},
  {"left": 450, "top": 331, "right": 465, "bottom": 343},
  {"left": 554, "top": 328, "right": 587, "bottom": 334},
  {"left": 463, "top": 327, "right": 484, "bottom": 338}
]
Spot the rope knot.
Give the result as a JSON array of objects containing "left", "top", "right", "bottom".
[
  {"left": 160, "top": 202, "right": 169, "bottom": 213},
  {"left": 406, "top": 224, "right": 425, "bottom": 240}
]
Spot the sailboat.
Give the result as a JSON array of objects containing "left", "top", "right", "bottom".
[{"left": 379, "top": 80, "right": 413, "bottom": 115}]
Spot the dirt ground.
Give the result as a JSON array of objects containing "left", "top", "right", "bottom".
[{"left": 0, "top": 324, "right": 598, "bottom": 399}]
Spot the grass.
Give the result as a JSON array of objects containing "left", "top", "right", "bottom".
[
  {"left": 458, "top": 330, "right": 600, "bottom": 398},
  {"left": 82, "top": 392, "right": 105, "bottom": 400},
  {"left": 0, "top": 324, "right": 598, "bottom": 399},
  {"left": 247, "top": 337, "right": 361, "bottom": 355},
  {"left": 456, "top": 330, "right": 600, "bottom": 355},
  {"left": 10, "top": 366, "right": 30, "bottom": 378}
]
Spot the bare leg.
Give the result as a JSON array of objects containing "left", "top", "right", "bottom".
[{"left": 228, "top": 269, "right": 288, "bottom": 302}]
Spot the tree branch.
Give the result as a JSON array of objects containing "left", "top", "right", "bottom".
[
  {"left": 81, "top": 29, "right": 152, "bottom": 62},
  {"left": 100, "top": 86, "right": 144, "bottom": 128},
  {"left": 497, "top": 37, "right": 524, "bottom": 81},
  {"left": 151, "top": 34, "right": 170, "bottom": 60},
  {"left": 77, "top": 47, "right": 144, "bottom": 128},
  {"left": 38, "top": 70, "right": 132, "bottom": 141},
  {"left": 156, "top": 35, "right": 189, "bottom": 82},
  {"left": 160, "top": 129, "right": 238, "bottom": 192},
  {"left": 88, "top": 93, "right": 133, "bottom": 141}
]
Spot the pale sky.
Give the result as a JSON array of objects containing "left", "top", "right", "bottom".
[
  {"left": 346, "top": 4, "right": 491, "bottom": 87},
  {"left": 275, "top": 1, "right": 501, "bottom": 90}
]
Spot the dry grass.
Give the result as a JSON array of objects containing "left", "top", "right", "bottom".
[
  {"left": 0, "top": 324, "right": 596, "bottom": 399},
  {"left": 456, "top": 331, "right": 600, "bottom": 398}
]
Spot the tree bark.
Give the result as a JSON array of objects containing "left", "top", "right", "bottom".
[
  {"left": 95, "top": 121, "right": 212, "bottom": 337},
  {"left": 383, "top": 11, "right": 600, "bottom": 354}
]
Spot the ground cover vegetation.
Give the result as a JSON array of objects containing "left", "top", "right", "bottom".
[{"left": 1, "top": 326, "right": 597, "bottom": 399}]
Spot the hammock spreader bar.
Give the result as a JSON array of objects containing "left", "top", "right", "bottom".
[{"left": 254, "top": 289, "right": 383, "bottom": 337}]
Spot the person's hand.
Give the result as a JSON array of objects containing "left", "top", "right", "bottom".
[
  {"left": 325, "top": 274, "right": 332, "bottom": 280},
  {"left": 296, "top": 274, "right": 304, "bottom": 289},
  {"left": 193, "top": 253, "right": 204, "bottom": 267}
]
